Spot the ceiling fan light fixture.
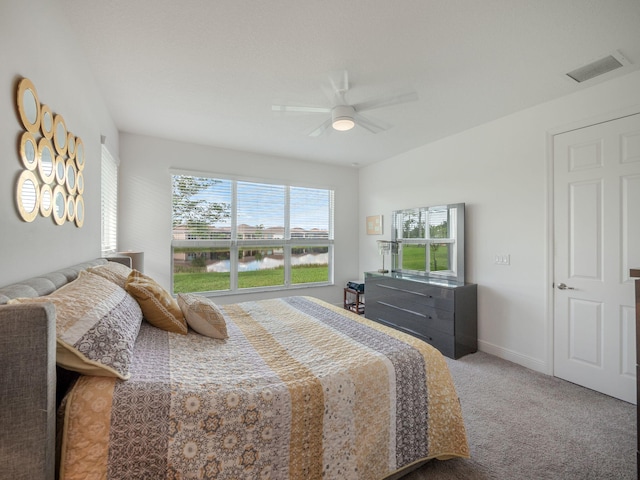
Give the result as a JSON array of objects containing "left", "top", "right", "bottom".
[{"left": 331, "top": 105, "right": 356, "bottom": 131}]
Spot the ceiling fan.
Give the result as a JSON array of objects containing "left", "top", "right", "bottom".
[{"left": 272, "top": 71, "right": 419, "bottom": 137}]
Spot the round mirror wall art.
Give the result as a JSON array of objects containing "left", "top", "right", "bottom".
[
  {"left": 16, "top": 170, "right": 41, "bottom": 222},
  {"left": 14, "top": 77, "right": 86, "bottom": 227},
  {"left": 40, "top": 183, "right": 53, "bottom": 217},
  {"left": 20, "top": 132, "right": 38, "bottom": 171},
  {"left": 40, "top": 104, "right": 54, "bottom": 139},
  {"left": 17, "top": 78, "right": 41, "bottom": 134}
]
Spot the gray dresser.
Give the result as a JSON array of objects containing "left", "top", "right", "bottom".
[{"left": 364, "top": 271, "right": 477, "bottom": 359}]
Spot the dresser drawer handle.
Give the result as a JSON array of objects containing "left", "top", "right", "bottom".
[{"left": 376, "top": 284, "right": 427, "bottom": 297}]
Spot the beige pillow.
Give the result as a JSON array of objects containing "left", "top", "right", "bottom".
[
  {"left": 9, "top": 271, "right": 142, "bottom": 379},
  {"left": 87, "top": 261, "right": 133, "bottom": 289},
  {"left": 125, "top": 270, "right": 187, "bottom": 334},
  {"left": 177, "top": 293, "right": 228, "bottom": 339}
]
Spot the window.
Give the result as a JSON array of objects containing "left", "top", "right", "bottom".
[
  {"left": 171, "top": 173, "right": 334, "bottom": 294},
  {"left": 101, "top": 145, "right": 118, "bottom": 256}
]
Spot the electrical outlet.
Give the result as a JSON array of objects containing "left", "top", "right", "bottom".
[{"left": 494, "top": 254, "right": 510, "bottom": 265}]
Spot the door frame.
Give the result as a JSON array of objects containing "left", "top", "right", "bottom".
[{"left": 545, "top": 104, "right": 640, "bottom": 376}]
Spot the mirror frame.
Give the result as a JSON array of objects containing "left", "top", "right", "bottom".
[
  {"left": 75, "top": 195, "right": 85, "bottom": 228},
  {"left": 17, "top": 78, "right": 41, "bottom": 134},
  {"left": 67, "top": 132, "right": 76, "bottom": 160},
  {"left": 74, "top": 137, "right": 85, "bottom": 171},
  {"left": 76, "top": 171, "right": 85, "bottom": 195},
  {"left": 66, "top": 195, "right": 76, "bottom": 222},
  {"left": 40, "top": 104, "right": 54, "bottom": 139},
  {"left": 52, "top": 185, "right": 67, "bottom": 225},
  {"left": 65, "top": 158, "right": 77, "bottom": 195},
  {"left": 19, "top": 131, "right": 38, "bottom": 171},
  {"left": 391, "top": 202, "right": 465, "bottom": 283},
  {"left": 53, "top": 114, "right": 68, "bottom": 156},
  {"left": 40, "top": 183, "right": 53, "bottom": 217},
  {"left": 16, "top": 170, "right": 41, "bottom": 222},
  {"left": 37, "top": 137, "right": 56, "bottom": 184}
]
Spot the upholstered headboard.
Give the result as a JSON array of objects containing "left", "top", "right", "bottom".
[{"left": 0, "top": 257, "right": 131, "bottom": 480}]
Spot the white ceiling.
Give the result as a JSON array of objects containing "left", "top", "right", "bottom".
[{"left": 60, "top": 0, "right": 640, "bottom": 167}]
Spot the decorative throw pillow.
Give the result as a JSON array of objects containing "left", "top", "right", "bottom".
[
  {"left": 9, "top": 270, "right": 143, "bottom": 380},
  {"left": 177, "top": 293, "right": 228, "bottom": 339},
  {"left": 125, "top": 270, "right": 187, "bottom": 334},
  {"left": 87, "top": 261, "right": 133, "bottom": 289}
]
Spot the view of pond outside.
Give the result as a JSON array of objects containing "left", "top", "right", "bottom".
[{"left": 206, "top": 251, "right": 329, "bottom": 272}]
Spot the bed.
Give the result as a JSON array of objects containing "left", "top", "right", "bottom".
[{"left": 0, "top": 259, "right": 469, "bottom": 479}]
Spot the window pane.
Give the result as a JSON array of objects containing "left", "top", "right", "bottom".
[
  {"left": 238, "top": 247, "right": 284, "bottom": 289},
  {"left": 237, "top": 181, "right": 284, "bottom": 236},
  {"left": 430, "top": 243, "right": 452, "bottom": 272},
  {"left": 398, "top": 208, "right": 426, "bottom": 239},
  {"left": 402, "top": 243, "right": 426, "bottom": 271},
  {"left": 290, "top": 187, "right": 333, "bottom": 239},
  {"left": 428, "top": 206, "right": 449, "bottom": 239},
  {"left": 173, "top": 247, "right": 230, "bottom": 293},
  {"left": 172, "top": 176, "right": 232, "bottom": 240},
  {"left": 291, "top": 246, "right": 329, "bottom": 284}
]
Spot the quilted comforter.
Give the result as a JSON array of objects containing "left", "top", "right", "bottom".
[{"left": 59, "top": 296, "right": 469, "bottom": 479}]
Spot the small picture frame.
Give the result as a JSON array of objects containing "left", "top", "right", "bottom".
[{"left": 366, "top": 215, "right": 383, "bottom": 235}]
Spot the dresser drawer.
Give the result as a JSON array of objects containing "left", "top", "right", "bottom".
[
  {"left": 370, "top": 310, "right": 455, "bottom": 358},
  {"left": 367, "top": 279, "right": 455, "bottom": 311},
  {"left": 367, "top": 300, "right": 455, "bottom": 337}
]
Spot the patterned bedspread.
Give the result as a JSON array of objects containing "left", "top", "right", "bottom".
[{"left": 59, "top": 296, "right": 469, "bottom": 479}]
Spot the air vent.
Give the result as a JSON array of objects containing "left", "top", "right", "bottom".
[{"left": 566, "top": 54, "right": 626, "bottom": 83}]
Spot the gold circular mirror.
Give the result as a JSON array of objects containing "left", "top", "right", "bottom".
[
  {"left": 67, "top": 132, "right": 76, "bottom": 160},
  {"left": 55, "top": 156, "right": 66, "bottom": 184},
  {"left": 66, "top": 195, "right": 76, "bottom": 222},
  {"left": 76, "top": 171, "right": 85, "bottom": 195},
  {"left": 17, "top": 78, "right": 41, "bottom": 134},
  {"left": 75, "top": 137, "right": 85, "bottom": 171},
  {"left": 40, "top": 104, "right": 54, "bottom": 139},
  {"left": 40, "top": 183, "right": 53, "bottom": 217},
  {"left": 20, "top": 132, "right": 38, "bottom": 171},
  {"left": 65, "top": 159, "right": 77, "bottom": 195},
  {"left": 75, "top": 195, "right": 85, "bottom": 228},
  {"left": 16, "top": 170, "right": 40, "bottom": 222},
  {"left": 37, "top": 137, "right": 56, "bottom": 184},
  {"left": 53, "top": 114, "right": 68, "bottom": 156},
  {"left": 52, "top": 185, "right": 66, "bottom": 225}
]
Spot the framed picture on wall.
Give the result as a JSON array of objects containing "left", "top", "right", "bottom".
[{"left": 366, "top": 215, "right": 383, "bottom": 235}]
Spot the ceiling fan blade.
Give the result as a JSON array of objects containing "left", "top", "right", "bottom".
[
  {"left": 353, "top": 91, "right": 419, "bottom": 112},
  {"left": 272, "top": 105, "right": 331, "bottom": 114},
  {"left": 308, "top": 118, "right": 332, "bottom": 137},
  {"left": 354, "top": 113, "right": 388, "bottom": 134}
]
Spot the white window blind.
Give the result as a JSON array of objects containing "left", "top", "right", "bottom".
[{"left": 101, "top": 145, "right": 118, "bottom": 256}]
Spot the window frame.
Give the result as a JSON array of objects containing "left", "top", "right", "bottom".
[{"left": 170, "top": 170, "right": 334, "bottom": 296}]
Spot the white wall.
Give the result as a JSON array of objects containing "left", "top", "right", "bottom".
[
  {"left": 118, "top": 133, "right": 359, "bottom": 305},
  {"left": 0, "top": 0, "right": 118, "bottom": 287},
  {"left": 359, "top": 70, "right": 640, "bottom": 373}
]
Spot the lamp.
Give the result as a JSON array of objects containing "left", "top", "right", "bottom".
[
  {"left": 331, "top": 105, "right": 355, "bottom": 131},
  {"left": 377, "top": 240, "right": 397, "bottom": 273},
  {"left": 117, "top": 251, "right": 144, "bottom": 272}
]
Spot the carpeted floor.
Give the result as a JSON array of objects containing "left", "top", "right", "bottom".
[{"left": 404, "top": 352, "right": 637, "bottom": 479}]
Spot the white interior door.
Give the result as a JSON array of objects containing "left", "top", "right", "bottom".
[{"left": 553, "top": 113, "right": 640, "bottom": 404}]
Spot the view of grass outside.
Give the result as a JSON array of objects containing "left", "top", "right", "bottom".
[
  {"left": 173, "top": 246, "right": 329, "bottom": 293},
  {"left": 401, "top": 243, "right": 450, "bottom": 272}
]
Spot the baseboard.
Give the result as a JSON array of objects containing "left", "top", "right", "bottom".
[{"left": 477, "top": 339, "right": 548, "bottom": 374}]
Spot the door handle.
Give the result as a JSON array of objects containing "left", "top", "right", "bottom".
[{"left": 557, "top": 283, "right": 575, "bottom": 290}]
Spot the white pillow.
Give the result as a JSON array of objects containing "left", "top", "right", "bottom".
[{"left": 177, "top": 293, "right": 228, "bottom": 339}]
